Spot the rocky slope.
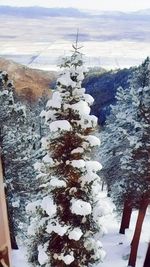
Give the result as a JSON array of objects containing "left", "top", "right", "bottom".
[{"left": 0, "top": 57, "right": 56, "bottom": 101}]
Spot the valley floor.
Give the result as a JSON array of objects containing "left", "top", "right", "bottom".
[{"left": 12, "top": 192, "right": 150, "bottom": 267}]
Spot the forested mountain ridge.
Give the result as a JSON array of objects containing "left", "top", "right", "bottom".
[{"left": 83, "top": 67, "right": 134, "bottom": 124}]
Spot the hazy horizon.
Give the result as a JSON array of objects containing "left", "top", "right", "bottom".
[{"left": 0, "top": 4, "right": 150, "bottom": 71}]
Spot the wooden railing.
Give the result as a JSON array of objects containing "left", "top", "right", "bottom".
[{"left": 0, "top": 158, "right": 11, "bottom": 267}]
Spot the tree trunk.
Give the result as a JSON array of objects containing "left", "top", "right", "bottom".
[
  {"left": 128, "top": 199, "right": 148, "bottom": 267},
  {"left": 8, "top": 207, "right": 18, "bottom": 250},
  {"left": 7, "top": 203, "right": 18, "bottom": 250},
  {"left": 107, "top": 184, "right": 111, "bottom": 197},
  {"left": 119, "top": 199, "right": 132, "bottom": 234},
  {"left": 5, "top": 188, "right": 18, "bottom": 250},
  {"left": 143, "top": 242, "right": 150, "bottom": 267},
  {"left": 101, "top": 180, "right": 105, "bottom": 191},
  {"left": 1, "top": 135, "right": 18, "bottom": 251},
  {"left": 10, "top": 231, "right": 18, "bottom": 250}
]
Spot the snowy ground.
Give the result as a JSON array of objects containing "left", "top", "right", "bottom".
[
  {"left": 12, "top": 192, "right": 150, "bottom": 267},
  {"left": 99, "top": 203, "right": 150, "bottom": 267}
]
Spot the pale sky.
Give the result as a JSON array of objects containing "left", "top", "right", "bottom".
[{"left": 0, "top": 0, "right": 150, "bottom": 12}]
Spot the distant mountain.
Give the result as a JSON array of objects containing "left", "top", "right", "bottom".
[
  {"left": 0, "top": 6, "right": 88, "bottom": 18},
  {"left": 0, "top": 57, "right": 56, "bottom": 101},
  {"left": 134, "top": 9, "right": 150, "bottom": 16},
  {"left": 88, "top": 9, "right": 150, "bottom": 19},
  {"left": 1, "top": 5, "right": 150, "bottom": 20}
]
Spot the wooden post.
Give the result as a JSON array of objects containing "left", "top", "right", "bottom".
[
  {"left": 119, "top": 199, "right": 132, "bottom": 234},
  {"left": 128, "top": 199, "right": 148, "bottom": 267},
  {"left": 0, "top": 158, "right": 12, "bottom": 267}
]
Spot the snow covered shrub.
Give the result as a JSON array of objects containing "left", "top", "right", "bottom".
[{"left": 27, "top": 46, "right": 106, "bottom": 267}]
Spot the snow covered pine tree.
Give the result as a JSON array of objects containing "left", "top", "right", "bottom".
[
  {"left": 99, "top": 58, "right": 150, "bottom": 267},
  {"left": 0, "top": 70, "right": 39, "bottom": 247},
  {"left": 0, "top": 70, "right": 24, "bottom": 249},
  {"left": 27, "top": 46, "right": 106, "bottom": 267}
]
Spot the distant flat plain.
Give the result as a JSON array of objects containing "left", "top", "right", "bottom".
[{"left": 0, "top": 9, "right": 150, "bottom": 70}]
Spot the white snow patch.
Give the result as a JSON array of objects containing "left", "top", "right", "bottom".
[
  {"left": 68, "top": 227, "right": 83, "bottom": 241},
  {"left": 78, "top": 114, "right": 98, "bottom": 129},
  {"left": 46, "top": 221, "right": 69, "bottom": 236},
  {"left": 79, "top": 173, "right": 100, "bottom": 186},
  {"left": 12, "top": 199, "right": 20, "bottom": 208},
  {"left": 86, "top": 161, "right": 102, "bottom": 172},
  {"left": 84, "top": 93, "right": 94, "bottom": 105},
  {"left": 57, "top": 71, "right": 76, "bottom": 88},
  {"left": 40, "top": 110, "right": 46, "bottom": 118},
  {"left": 53, "top": 252, "right": 75, "bottom": 265},
  {"left": 70, "top": 100, "right": 90, "bottom": 115},
  {"left": 50, "top": 177, "right": 66, "bottom": 188},
  {"left": 27, "top": 220, "right": 37, "bottom": 236},
  {"left": 38, "top": 244, "right": 49, "bottom": 265},
  {"left": 62, "top": 254, "right": 74, "bottom": 265},
  {"left": 86, "top": 135, "right": 101, "bottom": 147},
  {"left": 41, "top": 137, "right": 49, "bottom": 150},
  {"left": 26, "top": 200, "right": 41, "bottom": 213},
  {"left": 71, "top": 147, "right": 84, "bottom": 154},
  {"left": 69, "top": 159, "right": 85, "bottom": 169},
  {"left": 41, "top": 196, "right": 57, "bottom": 217},
  {"left": 46, "top": 91, "right": 62, "bottom": 109},
  {"left": 71, "top": 198, "right": 92, "bottom": 216},
  {"left": 42, "top": 154, "right": 54, "bottom": 165},
  {"left": 49, "top": 120, "right": 72, "bottom": 132},
  {"left": 45, "top": 109, "right": 56, "bottom": 122},
  {"left": 72, "top": 88, "right": 85, "bottom": 96},
  {"left": 33, "top": 162, "right": 43, "bottom": 171}
]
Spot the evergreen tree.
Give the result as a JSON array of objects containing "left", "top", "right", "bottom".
[
  {"left": 100, "top": 57, "right": 150, "bottom": 213},
  {"left": 3, "top": 105, "right": 40, "bottom": 240},
  {"left": 99, "top": 86, "right": 132, "bottom": 208},
  {"left": 98, "top": 57, "right": 150, "bottom": 267},
  {"left": 131, "top": 56, "right": 150, "bottom": 88},
  {"left": 0, "top": 70, "right": 25, "bottom": 248},
  {"left": 0, "top": 70, "right": 40, "bottom": 245},
  {"left": 126, "top": 58, "right": 150, "bottom": 267},
  {"left": 27, "top": 46, "right": 106, "bottom": 267}
]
